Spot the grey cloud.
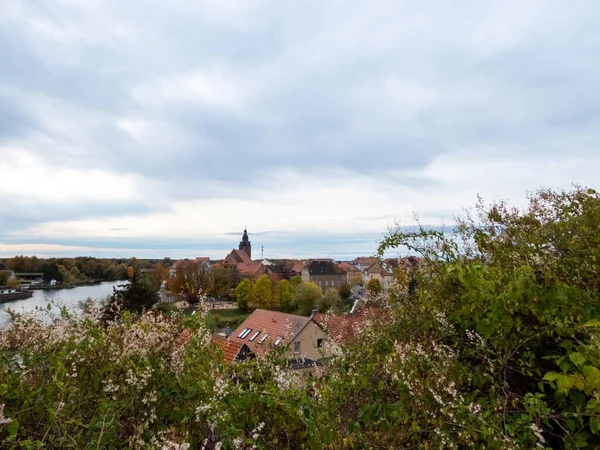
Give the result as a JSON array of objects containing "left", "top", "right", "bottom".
[{"left": 1, "top": 0, "right": 600, "bottom": 255}]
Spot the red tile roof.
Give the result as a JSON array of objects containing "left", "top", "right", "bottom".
[
  {"left": 312, "top": 307, "right": 384, "bottom": 344},
  {"left": 353, "top": 257, "right": 378, "bottom": 265},
  {"left": 236, "top": 261, "right": 265, "bottom": 278},
  {"left": 224, "top": 249, "right": 252, "bottom": 265},
  {"left": 366, "top": 262, "right": 393, "bottom": 277},
  {"left": 338, "top": 262, "right": 359, "bottom": 272},
  {"left": 211, "top": 334, "right": 248, "bottom": 364},
  {"left": 228, "top": 309, "right": 313, "bottom": 358}
]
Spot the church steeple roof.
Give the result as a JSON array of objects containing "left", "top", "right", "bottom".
[{"left": 239, "top": 227, "right": 251, "bottom": 259}]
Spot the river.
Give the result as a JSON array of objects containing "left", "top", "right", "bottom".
[{"left": 0, "top": 280, "right": 126, "bottom": 327}]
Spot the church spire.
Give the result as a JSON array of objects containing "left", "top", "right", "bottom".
[{"left": 239, "top": 227, "right": 251, "bottom": 259}]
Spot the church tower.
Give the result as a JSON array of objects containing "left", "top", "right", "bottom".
[{"left": 239, "top": 228, "right": 251, "bottom": 259}]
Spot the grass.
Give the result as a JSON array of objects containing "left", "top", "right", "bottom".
[{"left": 208, "top": 308, "right": 245, "bottom": 319}]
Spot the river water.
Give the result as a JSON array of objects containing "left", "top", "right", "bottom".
[{"left": 0, "top": 280, "right": 126, "bottom": 327}]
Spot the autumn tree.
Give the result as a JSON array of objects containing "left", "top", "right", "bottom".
[
  {"left": 278, "top": 279, "right": 293, "bottom": 313},
  {"left": 339, "top": 282, "right": 351, "bottom": 300},
  {"left": 210, "top": 266, "right": 240, "bottom": 299},
  {"left": 251, "top": 274, "right": 273, "bottom": 309},
  {"left": 168, "top": 260, "right": 212, "bottom": 304},
  {"left": 366, "top": 278, "right": 382, "bottom": 296},
  {"left": 318, "top": 288, "right": 341, "bottom": 313},
  {"left": 292, "top": 282, "right": 322, "bottom": 316},
  {"left": 289, "top": 276, "right": 303, "bottom": 290},
  {"left": 235, "top": 279, "right": 253, "bottom": 311}
]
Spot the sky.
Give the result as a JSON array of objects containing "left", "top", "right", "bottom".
[{"left": 1, "top": 0, "right": 599, "bottom": 260}]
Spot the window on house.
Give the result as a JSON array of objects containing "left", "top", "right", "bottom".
[
  {"left": 317, "top": 338, "right": 324, "bottom": 348},
  {"left": 318, "top": 280, "right": 322, "bottom": 286},
  {"left": 293, "top": 341, "right": 301, "bottom": 353},
  {"left": 240, "top": 329, "right": 252, "bottom": 339},
  {"left": 275, "top": 337, "right": 282, "bottom": 346},
  {"left": 325, "top": 280, "right": 328, "bottom": 286},
  {"left": 258, "top": 333, "right": 269, "bottom": 344},
  {"left": 238, "top": 328, "right": 249, "bottom": 338},
  {"left": 249, "top": 331, "right": 260, "bottom": 342}
]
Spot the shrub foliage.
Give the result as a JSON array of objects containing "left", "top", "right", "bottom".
[{"left": 1, "top": 186, "right": 599, "bottom": 449}]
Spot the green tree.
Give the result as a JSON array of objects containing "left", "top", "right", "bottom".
[
  {"left": 290, "top": 275, "right": 303, "bottom": 290},
  {"left": 319, "top": 288, "right": 341, "bottom": 313},
  {"left": 252, "top": 274, "right": 273, "bottom": 309},
  {"left": 278, "top": 279, "right": 293, "bottom": 313},
  {"left": 109, "top": 272, "right": 159, "bottom": 315},
  {"left": 292, "top": 282, "right": 322, "bottom": 316},
  {"left": 366, "top": 278, "right": 382, "bottom": 296},
  {"left": 235, "top": 279, "right": 253, "bottom": 311},
  {"left": 339, "top": 282, "right": 351, "bottom": 300}
]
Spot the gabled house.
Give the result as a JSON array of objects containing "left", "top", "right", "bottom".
[
  {"left": 363, "top": 261, "right": 395, "bottom": 288},
  {"left": 352, "top": 257, "right": 378, "bottom": 273},
  {"left": 228, "top": 309, "right": 331, "bottom": 367},
  {"left": 301, "top": 260, "right": 347, "bottom": 293}
]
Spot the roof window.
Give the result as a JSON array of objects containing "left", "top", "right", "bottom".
[
  {"left": 239, "top": 328, "right": 253, "bottom": 339},
  {"left": 258, "top": 333, "right": 269, "bottom": 344},
  {"left": 249, "top": 331, "right": 260, "bottom": 342},
  {"left": 238, "top": 328, "right": 249, "bottom": 338}
]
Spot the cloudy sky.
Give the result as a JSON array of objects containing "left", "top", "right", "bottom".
[{"left": 1, "top": 0, "right": 599, "bottom": 260}]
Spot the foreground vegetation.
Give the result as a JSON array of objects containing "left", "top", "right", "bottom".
[{"left": 1, "top": 186, "right": 599, "bottom": 449}]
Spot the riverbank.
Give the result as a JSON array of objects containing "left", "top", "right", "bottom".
[
  {"left": 0, "top": 280, "right": 126, "bottom": 327},
  {"left": 29, "top": 279, "right": 125, "bottom": 290}
]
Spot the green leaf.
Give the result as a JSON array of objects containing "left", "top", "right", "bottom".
[
  {"left": 591, "top": 416, "right": 600, "bottom": 434},
  {"left": 583, "top": 366, "right": 600, "bottom": 385},
  {"left": 583, "top": 319, "right": 600, "bottom": 327},
  {"left": 569, "top": 352, "right": 586, "bottom": 366},
  {"left": 6, "top": 419, "right": 19, "bottom": 439},
  {"left": 543, "top": 372, "right": 559, "bottom": 381}
]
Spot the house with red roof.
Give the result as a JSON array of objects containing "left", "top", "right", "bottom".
[
  {"left": 363, "top": 261, "right": 395, "bottom": 288},
  {"left": 227, "top": 309, "right": 332, "bottom": 368}
]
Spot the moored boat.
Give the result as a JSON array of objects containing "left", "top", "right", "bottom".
[{"left": 0, "top": 286, "right": 34, "bottom": 303}]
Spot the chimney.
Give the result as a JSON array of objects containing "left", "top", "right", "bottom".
[{"left": 310, "top": 309, "right": 319, "bottom": 319}]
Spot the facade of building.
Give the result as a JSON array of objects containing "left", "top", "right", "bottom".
[{"left": 301, "top": 260, "right": 347, "bottom": 293}]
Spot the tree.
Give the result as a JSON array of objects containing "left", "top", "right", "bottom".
[
  {"left": 366, "top": 278, "right": 382, "bottom": 296},
  {"left": 318, "top": 288, "right": 341, "bottom": 313},
  {"left": 167, "top": 260, "right": 212, "bottom": 303},
  {"left": 42, "top": 263, "right": 63, "bottom": 283},
  {"left": 290, "top": 276, "right": 303, "bottom": 290},
  {"left": 339, "top": 282, "right": 351, "bottom": 300},
  {"left": 292, "top": 282, "right": 322, "bottom": 316},
  {"left": 210, "top": 266, "right": 240, "bottom": 299},
  {"left": 278, "top": 279, "right": 293, "bottom": 313},
  {"left": 236, "top": 279, "right": 253, "bottom": 311},
  {"left": 109, "top": 272, "right": 159, "bottom": 314},
  {"left": 252, "top": 274, "right": 273, "bottom": 309}
]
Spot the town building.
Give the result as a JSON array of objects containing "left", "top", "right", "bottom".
[
  {"left": 301, "top": 260, "right": 347, "bottom": 293},
  {"left": 228, "top": 309, "right": 331, "bottom": 368}
]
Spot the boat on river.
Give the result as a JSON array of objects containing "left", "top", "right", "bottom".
[{"left": 0, "top": 286, "right": 34, "bottom": 303}]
